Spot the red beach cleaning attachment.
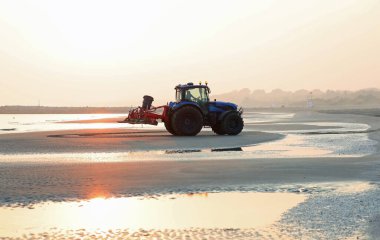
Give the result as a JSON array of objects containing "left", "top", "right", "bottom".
[{"left": 119, "top": 95, "right": 169, "bottom": 125}]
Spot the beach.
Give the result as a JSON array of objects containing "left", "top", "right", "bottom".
[{"left": 0, "top": 109, "right": 380, "bottom": 239}]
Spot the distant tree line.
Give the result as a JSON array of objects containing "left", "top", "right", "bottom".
[{"left": 212, "top": 88, "right": 380, "bottom": 109}]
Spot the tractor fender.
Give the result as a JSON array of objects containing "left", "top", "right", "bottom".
[
  {"left": 213, "top": 101, "right": 238, "bottom": 110},
  {"left": 171, "top": 102, "right": 205, "bottom": 116}
]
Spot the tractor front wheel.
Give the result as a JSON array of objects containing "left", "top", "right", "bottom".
[
  {"left": 171, "top": 106, "right": 203, "bottom": 136},
  {"left": 211, "top": 124, "right": 225, "bottom": 135},
  {"left": 220, "top": 112, "right": 244, "bottom": 135}
]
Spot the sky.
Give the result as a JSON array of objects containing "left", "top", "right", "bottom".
[{"left": 0, "top": 0, "right": 379, "bottom": 106}]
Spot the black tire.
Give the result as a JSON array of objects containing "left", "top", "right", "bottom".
[
  {"left": 164, "top": 120, "right": 176, "bottom": 135},
  {"left": 212, "top": 124, "right": 225, "bottom": 135},
  {"left": 171, "top": 106, "right": 203, "bottom": 136},
  {"left": 220, "top": 112, "right": 244, "bottom": 135}
]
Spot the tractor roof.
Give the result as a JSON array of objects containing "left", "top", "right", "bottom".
[{"left": 175, "top": 82, "right": 210, "bottom": 91}]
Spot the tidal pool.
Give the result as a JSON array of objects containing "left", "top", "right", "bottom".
[{"left": 0, "top": 192, "right": 306, "bottom": 238}]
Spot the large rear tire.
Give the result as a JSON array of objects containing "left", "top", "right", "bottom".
[
  {"left": 220, "top": 112, "right": 244, "bottom": 135},
  {"left": 171, "top": 106, "right": 203, "bottom": 136},
  {"left": 164, "top": 120, "right": 176, "bottom": 135}
]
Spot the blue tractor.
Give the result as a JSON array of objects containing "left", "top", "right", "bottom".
[{"left": 123, "top": 82, "right": 244, "bottom": 136}]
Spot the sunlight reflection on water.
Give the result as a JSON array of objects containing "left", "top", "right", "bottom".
[
  {"left": 0, "top": 111, "right": 293, "bottom": 134},
  {"left": 0, "top": 114, "right": 149, "bottom": 134},
  {"left": 0, "top": 192, "right": 306, "bottom": 238}
]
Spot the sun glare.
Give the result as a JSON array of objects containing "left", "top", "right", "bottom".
[{"left": 33, "top": 1, "right": 165, "bottom": 62}]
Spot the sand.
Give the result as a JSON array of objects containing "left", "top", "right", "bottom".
[
  {"left": 0, "top": 129, "right": 283, "bottom": 154},
  {"left": 1, "top": 109, "right": 380, "bottom": 239}
]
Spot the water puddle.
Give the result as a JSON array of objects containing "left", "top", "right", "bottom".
[
  {"left": 243, "top": 112, "right": 295, "bottom": 124},
  {"left": 0, "top": 192, "right": 306, "bottom": 238},
  {"left": 242, "top": 134, "right": 333, "bottom": 157},
  {"left": 166, "top": 133, "right": 360, "bottom": 158}
]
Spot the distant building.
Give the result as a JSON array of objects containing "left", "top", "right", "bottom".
[{"left": 306, "top": 92, "right": 313, "bottom": 109}]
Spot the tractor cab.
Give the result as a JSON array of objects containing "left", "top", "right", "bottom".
[{"left": 175, "top": 82, "right": 210, "bottom": 105}]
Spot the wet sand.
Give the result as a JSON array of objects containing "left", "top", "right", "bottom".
[
  {"left": 1, "top": 110, "right": 380, "bottom": 239},
  {"left": 0, "top": 155, "right": 379, "bottom": 206},
  {"left": 0, "top": 129, "right": 283, "bottom": 154}
]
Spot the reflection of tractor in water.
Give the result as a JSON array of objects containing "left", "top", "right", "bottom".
[{"left": 121, "top": 82, "right": 244, "bottom": 136}]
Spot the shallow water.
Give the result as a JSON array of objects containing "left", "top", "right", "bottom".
[
  {"left": 0, "top": 114, "right": 129, "bottom": 134},
  {"left": 243, "top": 112, "right": 295, "bottom": 124},
  {"left": 0, "top": 111, "right": 296, "bottom": 134},
  {"left": 0, "top": 182, "right": 372, "bottom": 239},
  {"left": 0, "top": 192, "right": 306, "bottom": 238}
]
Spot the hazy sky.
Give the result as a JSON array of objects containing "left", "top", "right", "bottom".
[{"left": 1, "top": 0, "right": 379, "bottom": 106}]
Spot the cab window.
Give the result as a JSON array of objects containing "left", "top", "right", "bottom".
[
  {"left": 176, "top": 90, "right": 181, "bottom": 102},
  {"left": 183, "top": 87, "right": 209, "bottom": 104}
]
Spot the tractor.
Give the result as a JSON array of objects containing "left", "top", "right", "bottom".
[{"left": 120, "top": 82, "right": 244, "bottom": 136}]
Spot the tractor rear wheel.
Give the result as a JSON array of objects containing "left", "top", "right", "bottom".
[
  {"left": 164, "top": 120, "right": 176, "bottom": 135},
  {"left": 171, "top": 106, "right": 203, "bottom": 136},
  {"left": 220, "top": 112, "right": 244, "bottom": 135}
]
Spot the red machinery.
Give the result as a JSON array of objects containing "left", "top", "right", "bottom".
[{"left": 119, "top": 95, "right": 168, "bottom": 125}]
